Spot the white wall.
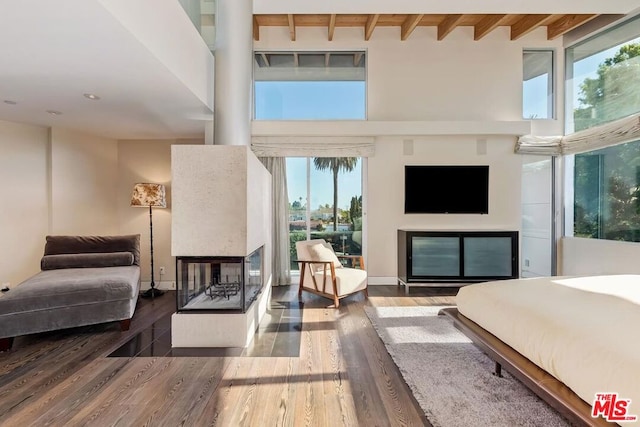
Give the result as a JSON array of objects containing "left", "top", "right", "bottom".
[
  {"left": 1, "top": 123, "right": 124, "bottom": 286},
  {"left": 0, "top": 120, "right": 49, "bottom": 285},
  {"left": 561, "top": 237, "right": 640, "bottom": 276},
  {"left": 521, "top": 155, "right": 553, "bottom": 277},
  {"left": 255, "top": 26, "right": 564, "bottom": 123},
  {"left": 50, "top": 128, "right": 119, "bottom": 235},
  {"left": 368, "top": 136, "right": 522, "bottom": 279},
  {"left": 254, "top": 25, "right": 563, "bottom": 282},
  {"left": 98, "top": 0, "right": 214, "bottom": 110}
]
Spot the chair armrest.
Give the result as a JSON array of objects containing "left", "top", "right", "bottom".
[
  {"left": 336, "top": 255, "right": 365, "bottom": 270},
  {"left": 294, "top": 260, "right": 335, "bottom": 273},
  {"left": 294, "top": 259, "right": 333, "bottom": 266}
]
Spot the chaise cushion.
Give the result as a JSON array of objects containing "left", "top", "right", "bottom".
[
  {"left": 308, "top": 243, "right": 343, "bottom": 270},
  {"left": 0, "top": 266, "right": 140, "bottom": 315},
  {"left": 44, "top": 235, "right": 141, "bottom": 266},
  {"left": 41, "top": 252, "right": 134, "bottom": 270}
]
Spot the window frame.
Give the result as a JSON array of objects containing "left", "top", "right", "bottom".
[{"left": 522, "top": 48, "right": 555, "bottom": 120}]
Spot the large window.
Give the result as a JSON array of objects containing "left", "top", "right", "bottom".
[
  {"left": 565, "top": 15, "right": 640, "bottom": 242},
  {"left": 254, "top": 51, "right": 366, "bottom": 120},
  {"left": 572, "top": 140, "right": 640, "bottom": 242},
  {"left": 566, "top": 16, "right": 640, "bottom": 133},
  {"left": 523, "top": 50, "right": 554, "bottom": 119}
]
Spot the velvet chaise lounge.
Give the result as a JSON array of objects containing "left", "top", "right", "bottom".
[{"left": 0, "top": 235, "right": 141, "bottom": 351}]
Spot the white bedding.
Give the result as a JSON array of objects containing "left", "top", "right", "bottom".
[{"left": 457, "top": 275, "right": 640, "bottom": 424}]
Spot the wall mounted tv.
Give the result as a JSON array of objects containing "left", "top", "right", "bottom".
[{"left": 404, "top": 165, "right": 489, "bottom": 214}]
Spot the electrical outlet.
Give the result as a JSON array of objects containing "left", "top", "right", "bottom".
[
  {"left": 524, "top": 259, "right": 530, "bottom": 267},
  {"left": 159, "top": 266, "right": 165, "bottom": 275},
  {"left": 171, "top": 281, "right": 176, "bottom": 289}
]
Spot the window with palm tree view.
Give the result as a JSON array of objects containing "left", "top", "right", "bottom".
[
  {"left": 566, "top": 16, "right": 640, "bottom": 242},
  {"left": 254, "top": 51, "right": 366, "bottom": 272}
]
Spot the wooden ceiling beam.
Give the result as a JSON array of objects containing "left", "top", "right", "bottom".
[
  {"left": 288, "top": 14, "right": 296, "bottom": 41},
  {"left": 328, "top": 14, "right": 336, "bottom": 41},
  {"left": 253, "top": 16, "right": 259, "bottom": 41},
  {"left": 510, "top": 14, "right": 552, "bottom": 40},
  {"left": 474, "top": 14, "right": 507, "bottom": 40},
  {"left": 401, "top": 14, "right": 424, "bottom": 41},
  {"left": 547, "top": 14, "right": 598, "bottom": 40},
  {"left": 437, "top": 14, "right": 464, "bottom": 41},
  {"left": 365, "top": 14, "right": 380, "bottom": 41}
]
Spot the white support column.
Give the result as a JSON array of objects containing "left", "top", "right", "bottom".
[
  {"left": 214, "top": 0, "right": 253, "bottom": 146},
  {"left": 204, "top": 120, "right": 214, "bottom": 145}
]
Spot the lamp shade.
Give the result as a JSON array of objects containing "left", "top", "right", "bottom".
[{"left": 131, "top": 183, "right": 167, "bottom": 208}]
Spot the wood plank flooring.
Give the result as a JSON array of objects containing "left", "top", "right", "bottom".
[{"left": 0, "top": 285, "right": 458, "bottom": 426}]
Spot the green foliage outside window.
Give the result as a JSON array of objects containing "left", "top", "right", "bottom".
[
  {"left": 574, "top": 43, "right": 640, "bottom": 132},
  {"left": 574, "top": 141, "right": 640, "bottom": 241}
]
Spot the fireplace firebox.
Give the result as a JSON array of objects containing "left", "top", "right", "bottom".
[{"left": 175, "top": 246, "right": 264, "bottom": 313}]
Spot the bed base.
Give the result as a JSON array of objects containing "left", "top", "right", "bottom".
[{"left": 438, "top": 307, "right": 613, "bottom": 427}]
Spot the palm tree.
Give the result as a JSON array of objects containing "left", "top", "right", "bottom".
[{"left": 312, "top": 157, "right": 359, "bottom": 233}]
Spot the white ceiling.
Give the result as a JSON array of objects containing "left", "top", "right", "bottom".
[
  {"left": 0, "top": 0, "right": 213, "bottom": 140},
  {"left": 1, "top": 0, "right": 639, "bottom": 140}
]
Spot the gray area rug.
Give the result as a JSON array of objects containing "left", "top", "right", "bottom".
[{"left": 364, "top": 306, "right": 571, "bottom": 427}]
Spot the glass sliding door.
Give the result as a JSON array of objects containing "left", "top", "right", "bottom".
[
  {"left": 287, "top": 157, "right": 363, "bottom": 274},
  {"left": 253, "top": 50, "right": 367, "bottom": 280}
]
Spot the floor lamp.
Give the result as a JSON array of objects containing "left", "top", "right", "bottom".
[{"left": 131, "top": 183, "right": 167, "bottom": 298}]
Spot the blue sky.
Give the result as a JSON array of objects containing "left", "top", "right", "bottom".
[
  {"left": 255, "top": 81, "right": 365, "bottom": 120},
  {"left": 255, "top": 81, "right": 365, "bottom": 209},
  {"left": 286, "top": 157, "right": 362, "bottom": 211}
]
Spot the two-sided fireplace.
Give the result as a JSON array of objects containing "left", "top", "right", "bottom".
[{"left": 175, "top": 246, "right": 264, "bottom": 313}]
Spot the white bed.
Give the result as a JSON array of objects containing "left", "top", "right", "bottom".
[{"left": 456, "top": 274, "right": 640, "bottom": 425}]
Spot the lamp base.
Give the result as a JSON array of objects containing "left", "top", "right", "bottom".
[{"left": 141, "top": 288, "right": 165, "bottom": 298}]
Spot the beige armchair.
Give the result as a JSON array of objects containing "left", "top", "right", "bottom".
[{"left": 295, "top": 239, "right": 368, "bottom": 308}]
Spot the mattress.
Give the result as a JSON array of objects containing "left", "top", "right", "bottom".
[{"left": 457, "top": 275, "right": 640, "bottom": 423}]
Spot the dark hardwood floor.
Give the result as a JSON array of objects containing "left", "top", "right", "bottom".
[{"left": 0, "top": 285, "right": 458, "bottom": 426}]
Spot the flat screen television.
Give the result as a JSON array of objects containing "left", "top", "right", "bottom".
[{"left": 404, "top": 165, "right": 489, "bottom": 214}]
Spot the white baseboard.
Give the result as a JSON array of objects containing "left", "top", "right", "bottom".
[
  {"left": 368, "top": 276, "right": 399, "bottom": 285},
  {"left": 140, "top": 280, "right": 176, "bottom": 291}
]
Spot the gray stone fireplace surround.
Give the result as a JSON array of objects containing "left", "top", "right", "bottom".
[{"left": 170, "top": 145, "right": 272, "bottom": 347}]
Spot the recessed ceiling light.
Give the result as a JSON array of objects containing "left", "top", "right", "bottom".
[
  {"left": 83, "top": 93, "right": 100, "bottom": 100},
  {"left": 3, "top": 100, "right": 17, "bottom": 105},
  {"left": 46, "top": 110, "right": 63, "bottom": 116}
]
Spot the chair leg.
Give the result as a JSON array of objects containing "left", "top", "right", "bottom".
[
  {"left": 363, "top": 287, "right": 369, "bottom": 298},
  {"left": 120, "top": 319, "right": 131, "bottom": 331},
  {"left": 298, "top": 264, "right": 306, "bottom": 299},
  {"left": 0, "top": 337, "right": 14, "bottom": 352},
  {"left": 334, "top": 295, "right": 340, "bottom": 308}
]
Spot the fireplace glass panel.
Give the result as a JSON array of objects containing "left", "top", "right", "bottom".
[{"left": 176, "top": 246, "right": 264, "bottom": 313}]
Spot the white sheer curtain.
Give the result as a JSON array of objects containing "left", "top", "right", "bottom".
[
  {"left": 258, "top": 157, "right": 291, "bottom": 286},
  {"left": 515, "top": 113, "right": 640, "bottom": 155},
  {"left": 252, "top": 136, "right": 375, "bottom": 157}
]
